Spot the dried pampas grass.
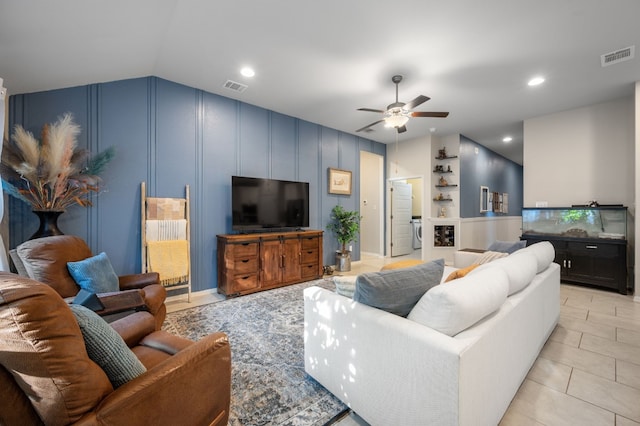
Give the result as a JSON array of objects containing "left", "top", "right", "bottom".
[{"left": 1, "top": 113, "right": 115, "bottom": 211}]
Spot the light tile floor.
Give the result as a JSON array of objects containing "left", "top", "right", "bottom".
[{"left": 168, "top": 251, "right": 640, "bottom": 425}]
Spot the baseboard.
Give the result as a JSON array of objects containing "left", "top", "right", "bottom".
[{"left": 165, "top": 287, "right": 219, "bottom": 303}]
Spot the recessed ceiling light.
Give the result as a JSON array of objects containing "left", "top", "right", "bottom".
[
  {"left": 503, "top": 136, "right": 513, "bottom": 143},
  {"left": 528, "top": 76, "right": 545, "bottom": 86},
  {"left": 240, "top": 67, "right": 255, "bottom": 78}
]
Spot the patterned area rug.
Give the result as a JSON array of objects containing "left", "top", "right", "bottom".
[{"left": 163, "top": 279, "right": 347, "bottom": 426}]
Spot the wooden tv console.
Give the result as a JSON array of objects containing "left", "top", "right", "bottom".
[{"left": 217, "top": 230, "right": 323, "bottom": 297}]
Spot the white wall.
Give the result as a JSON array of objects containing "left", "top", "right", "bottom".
[
  {"left": 524, "top": 95, "right": 636, "bottom": 293},
  {"left": 524, "top": 96, "right": 634, "bottom": 207}
]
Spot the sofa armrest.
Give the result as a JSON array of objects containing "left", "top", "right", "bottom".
[
  {"left": 304, "top": 287, "right": 464, "bottom": 426},
  {"left": 454, "top": 249, "right": 485, "bottom": 268},
  {"left": 118, "top": 273, "right": 160, "bottom": 290},
  {"left": 109, "top": 311, "right": 157, "bottom": 348},
  {"left": 77, "top": 332, "right": 231, "bottom": 426}
]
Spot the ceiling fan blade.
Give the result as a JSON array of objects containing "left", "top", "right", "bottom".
[
  {"left": 357, "top": 107, "right": 386, "bottom": 113},
  {"left": 397, "top": 125, "right": 407, "bottom": 134},
  {"left": 403, "top": 95, "right": 430, "bottom": 110},
  {"left": 356, "top": 119, "right": 385, "bottom": 132},
  {"left": 410, "top": 111, "right": 450, "bottom": 118}
]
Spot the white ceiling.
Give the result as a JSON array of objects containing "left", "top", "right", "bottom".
[{"left": 2, "top": 0, "right": 640, "bottom": 165}]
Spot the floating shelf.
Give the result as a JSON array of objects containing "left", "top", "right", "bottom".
[
  {"left": 433, "top": 198, "right": 454, "bottom": 202},
  {"left": 433, "top": 170, "right": 453, "bottom": 173},
  {"left": 436, "top": 184, "right": 458, "bottom": 188},
  {"left": 435, "top": 155, "right": 458, "bottom": 160}
]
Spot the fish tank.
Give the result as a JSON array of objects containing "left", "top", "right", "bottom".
[{"left": 522, "top": 207, "right": 627, "bottom": 240}]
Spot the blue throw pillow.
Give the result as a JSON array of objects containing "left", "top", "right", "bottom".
[
  {"left": 487, "top": 240, "right": 526, "bottom": 254},
  {"left": 69, "top": 304, "right": 147, "bottom": 388},
  {"left": 353, "top": 258, "right": 445, "bottom": 316},
  {"left": 67, "top": 252, "right": 119, "bottom": 293}
]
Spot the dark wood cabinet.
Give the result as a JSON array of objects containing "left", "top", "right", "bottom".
[
  {"left": 217, "top": 230, "right": 323, "bottom": 297},
  {"left": 523, "top": 235, "right": 627, "bottom": 294}
]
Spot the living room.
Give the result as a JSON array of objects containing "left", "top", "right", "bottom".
[{"left": 1, "top": 1, "right": 640, "bottom": 425}]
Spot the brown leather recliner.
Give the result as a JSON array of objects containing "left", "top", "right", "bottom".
[
  {"left": 13, "top": 235, "right": 167, "bottom": 329},
  {"left": 0, "top": 273, "right": 231, "bottom": 426}
]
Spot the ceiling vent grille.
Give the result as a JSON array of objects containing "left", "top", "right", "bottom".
[
  {"left": 223, "top": 80, "right": 248, "bottom": 93},
  {"left": 601, "top": 46, "right": 635, "bottom": 67}
]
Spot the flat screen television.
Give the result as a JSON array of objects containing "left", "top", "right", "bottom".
[{"left": 232, "top": 176, "right": 310, "bottom": 232}]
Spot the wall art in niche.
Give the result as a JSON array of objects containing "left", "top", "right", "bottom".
[{"left": 328, "top": 168, "right": 352, "bottom": 195}]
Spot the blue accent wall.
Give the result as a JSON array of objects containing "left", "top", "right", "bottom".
[
  {"left": 459, "top": 135, "right": 523, "bottom": 218},
  {"left": 8, "top": 76, "right": 385, "bottom": 291}
]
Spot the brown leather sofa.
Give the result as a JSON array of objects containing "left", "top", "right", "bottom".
[
  {"left": 12, "top": 235, "right": 167, "bottom": 329},
  {"left": 0, "top": 273, "right": 231, "bottom": 426}
]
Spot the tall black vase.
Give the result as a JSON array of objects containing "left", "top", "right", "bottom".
[{"left": 30, "top": 210, "right": 65, "bottom": 240}]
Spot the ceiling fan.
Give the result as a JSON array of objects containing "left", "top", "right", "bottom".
[{"left": 356, "top": 75, "right": 449, "bottom": 134}]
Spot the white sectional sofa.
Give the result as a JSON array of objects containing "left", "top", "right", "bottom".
[{"left": 304, "top": 242, "right": 560, "bottom": 426}]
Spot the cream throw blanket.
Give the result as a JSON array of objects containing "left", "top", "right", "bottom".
[
  {"left": 146, "top": 240, "right": 189, "bottom": 286},
  {"left": 145, "top": 219, "right": 187, "bottom": 241}
]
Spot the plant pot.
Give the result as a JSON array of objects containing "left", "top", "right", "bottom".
[
  {"left": 335, "top": 250, "right": 352, "bottom": 272},
  {"left": 30, "top": 210, "right": 65, "bottom": 240}
]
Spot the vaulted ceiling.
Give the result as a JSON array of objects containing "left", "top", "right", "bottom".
[{"left": 2, "top": 0, "right": 640, "bottom": 164}]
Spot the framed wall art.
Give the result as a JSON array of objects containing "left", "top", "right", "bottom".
[{"left": 328, "top": 168, "right": 352, "bottom": 195}]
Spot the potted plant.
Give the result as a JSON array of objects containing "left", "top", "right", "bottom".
[
  {"left": 326, "top": 205, "right": 361, "bottom": 271},
  {"left": 1, "top": 113, "right": 114, "bottom": 238}
]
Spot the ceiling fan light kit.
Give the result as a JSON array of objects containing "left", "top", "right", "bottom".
[{"left": 356, "top": 74, "right": 449, "bottom": 134}]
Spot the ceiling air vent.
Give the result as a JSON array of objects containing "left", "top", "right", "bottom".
[
  {"left": 223, "top": 80, "right": 248, "bottom": 93},
  {"left": 601, "top": 46, "right": 635, "bottom": 67}
]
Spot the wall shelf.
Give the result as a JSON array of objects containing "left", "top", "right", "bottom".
[{"left": 435, "top": 184, "right": 458, "bottom": 188}]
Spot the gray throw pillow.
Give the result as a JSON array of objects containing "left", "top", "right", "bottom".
[
  {"left": 353, "top": 258, "right": 445, "bottom": 316},
  {"left": 487, "top": 240, "right": 526, "bottom": 254},
  {"left": 69, "top": 304, "right": 146, "bottom": 388}
]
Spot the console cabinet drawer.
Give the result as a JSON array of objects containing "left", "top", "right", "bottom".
[
  {"left": 234, "top": 258, "right": 258, "bottom": 274},
  {"left": 232, "top": 274, "right": 259, "bottom": 292},
  {"left": 301, "top": 249, "right": 319, "bottom": 264},
  {"left": 232, "top": 242, "right": 259, "bottom": 258}
]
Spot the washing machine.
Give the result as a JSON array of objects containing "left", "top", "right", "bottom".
[{"left": 412, "top": 218, "right": 422, "bottom": 249}]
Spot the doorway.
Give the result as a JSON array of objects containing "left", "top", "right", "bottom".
[{"left": 359, "top": 151, "right": 384, "bottom": 257}]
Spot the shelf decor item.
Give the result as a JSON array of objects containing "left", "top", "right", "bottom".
[
  {"left": 326, "top": 205, "right": 361, "bottom": 271},
  {"left": 1, "top": 113, "right": 114, "bottom": 237}
]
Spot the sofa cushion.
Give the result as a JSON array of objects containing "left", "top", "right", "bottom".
[
  {"left": 16, "top": 235, "right": 93, "bottom": 298},
  {"left": 444, "top": 263, "right": 479, "bottom": 282},
  {"left": 0, "top": 273, "right": 112, "bottom": 425},
  {"left": 69, "top": 304, "right": 146, "bottom": 388},
  {"left": 67, "top": 252, "right": 119, "bottom": 294},
  {"left": 407, "top": 267, "right": 509, "bottom": 336},
  {"left": 353, "top": 258, "right": 444, "bottom": 316},
  {"left": 472, "top": 252, "right": 538, "bottom": 295},
  {"left": 333, "top": 275, "right": 357, "bottom": 298},
  {"left": 487, "top": 240, "right": 527, "bottom": 254},
  {"left": 513, "top": 241, "right": 555, "bottom": 273},
  {"left": 473, "top": 250, "right": 508, "bottom": 265}
]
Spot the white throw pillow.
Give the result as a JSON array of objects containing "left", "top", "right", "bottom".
[
  {"left": 472, "top": 252, "right": 537, "bottom": 295},
  {"left": 512, "top": 241, "right": 555, "bottom": 273},
  {"left": 333, "top": 275, "right": 357, "bottom": 298},
  {"left": 407, "top": 267, "right": 509, "bottom": 336},
  {"left": 472, "top": 250, "right": 508, "bottom": 265}
]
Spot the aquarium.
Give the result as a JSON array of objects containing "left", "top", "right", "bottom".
[{"left": 522, "top": 207, "right": 627, "bottom": 240}]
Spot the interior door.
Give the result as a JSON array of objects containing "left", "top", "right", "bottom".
[{"left": 391, "top": 181, "right": 413, "bottom": 256}]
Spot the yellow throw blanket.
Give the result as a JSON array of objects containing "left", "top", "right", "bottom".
[{"left": 146, "top": 240, "right": 189, "bottom": 287}]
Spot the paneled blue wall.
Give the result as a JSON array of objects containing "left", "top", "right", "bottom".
[
  {"left": 8, "top": 76, "right": 385, "bottom": 291},
  {"left": 459, "top": 135, "right": 523, "bottom": 218}
]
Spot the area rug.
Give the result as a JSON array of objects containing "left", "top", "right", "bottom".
[{"left": 163, "top": 279, "right": 348, "bottom": 426}]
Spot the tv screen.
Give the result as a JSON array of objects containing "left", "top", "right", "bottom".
[{"left": 232, "top": 176, "right": 310, "bottom": 231}]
